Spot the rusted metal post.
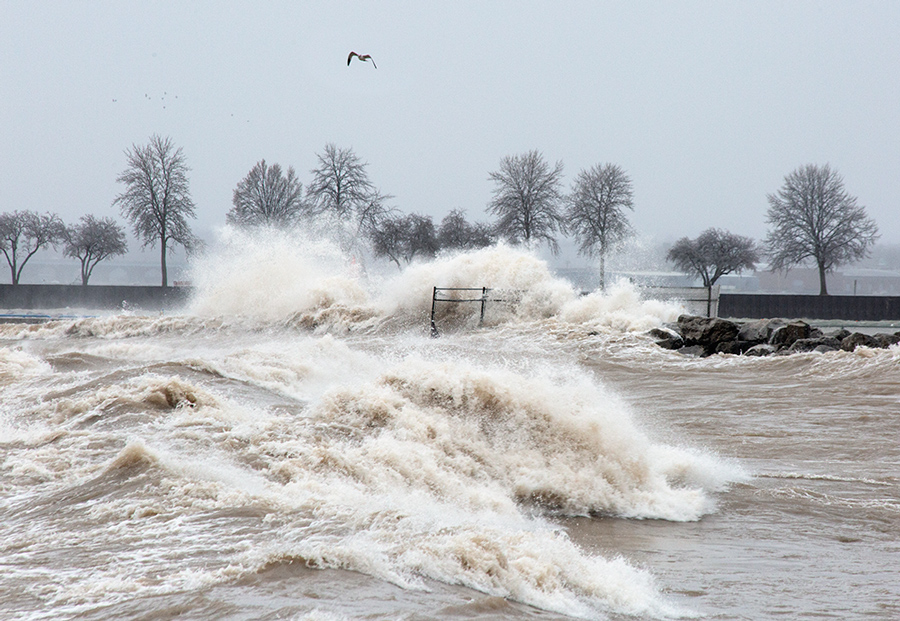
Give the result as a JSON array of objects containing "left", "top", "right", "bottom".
[
  {"left": 479, "top": 287, "right": 487, "bottom": 326},
  {"left": 430, "top": 286, "right": 439, "bottom": 337}
]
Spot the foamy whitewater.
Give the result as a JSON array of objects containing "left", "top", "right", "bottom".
[{"left": 2, "top": 231, "right": 898, "bottom": 620}]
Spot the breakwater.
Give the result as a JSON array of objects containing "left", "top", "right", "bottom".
[{"left": 651, "top": 314, "right": 900, "bottom": 357}]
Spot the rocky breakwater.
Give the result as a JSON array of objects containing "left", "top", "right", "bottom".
[{"left": 650, "top": 315, "right": 900, "bottom": 357}]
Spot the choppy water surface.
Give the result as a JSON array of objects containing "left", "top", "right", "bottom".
[{"left": 2, "top": 238, "right": 898, "bottom": 620}]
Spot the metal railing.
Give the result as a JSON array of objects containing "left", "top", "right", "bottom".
[{"left": 429, "top": 287, "right": 519, "bottom": 337}]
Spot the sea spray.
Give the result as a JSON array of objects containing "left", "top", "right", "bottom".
[
  {"left": 559, "top": 280, "right": 682, "bottom": 333},
  {"left": 188, "top": 227, "right": 371, "bottom": 324},
  {"left": 185, "top": 231, "right": 682, "bottom": 334},
  {"left": 0, "top": 346, "right": 51, "bottom": 382},
  {"left": 375, "top": 244, "right": 577, "bottom": 323},
  {"left": 299, "top": 356, "right": 721, "bottom": 520},
  {"left": 1, "top": 250, "right": 897, "bottom": 619},
  {"left": 11, "top": 339, "right": 714, "bottom": 616}
]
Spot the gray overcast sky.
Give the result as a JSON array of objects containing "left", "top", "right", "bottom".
[{"left": 2, "top": 1, "right": 899, "bottom": 257}]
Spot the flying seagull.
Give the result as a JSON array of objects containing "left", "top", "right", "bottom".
[{"left": 347, "top": 51, "right": 376, "bottom": 68}]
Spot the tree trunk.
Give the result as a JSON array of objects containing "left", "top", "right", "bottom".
[
  {"left": 6, "top": 245, "right": 19, "bottom": 285},
  {"left": 707, "top": 285, "right": 712, "bottom": 317},
  {"left": 598, "top": 252, "right": 606, "bottom": 291},
  {"left": 817, "top": 261, "right": 828, "bottom": 296},
  {"left": 160, "top": 237, "right": 168, "bottom": 287}
]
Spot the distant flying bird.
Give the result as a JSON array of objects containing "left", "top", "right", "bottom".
[{"left": 347, "top": 52, "right": 376, "bottom": 68}]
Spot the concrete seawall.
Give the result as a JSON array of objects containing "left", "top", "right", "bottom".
[
  {"left": 0, "top": 284, "right": 193, "bottom": 312},
  {"left": 719, "top": 293, "right": 900, "bottom": 321},
  {"left": 4, "top": 285, "right": 900, "bottom": 321}
]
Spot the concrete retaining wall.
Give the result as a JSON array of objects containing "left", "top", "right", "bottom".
[
  {"left": 719, "top": 293, "right": 900, "bottom": 320},
  {"left": 5, "top": 285, "right": 900, "bottom": 321},
  {"left": 0, "top": 284, "right": 193, "bottom": 312}
]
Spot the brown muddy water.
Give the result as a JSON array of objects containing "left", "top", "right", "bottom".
[{"left": 1, "top": 245, "right": 898, "bottom": 620}]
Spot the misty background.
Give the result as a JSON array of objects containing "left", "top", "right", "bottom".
[{"left": 2, "top": 1, "right": 898, "bottom": 287}]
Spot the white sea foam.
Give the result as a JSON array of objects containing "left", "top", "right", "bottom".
[
  {"left": 559, "top": 280, "right": 682, "bottom": 332},
  {"left": 0, "top": 346, "right": 51, "bottom": 381},
  {"left": 5, "top": 345, "right": 719, "bottom": 617}
]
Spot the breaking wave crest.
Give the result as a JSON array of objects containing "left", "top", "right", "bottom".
[{"left": 310, "top": 358, "right": 722, "bottom": 520}]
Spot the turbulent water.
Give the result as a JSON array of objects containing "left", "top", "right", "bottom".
[{"left": 2, "top": 235, "right": 898, "bottom": 620}]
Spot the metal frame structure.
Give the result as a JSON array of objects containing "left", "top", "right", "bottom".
[{"left": 429, "top": 286, "right": 522, "bottom": 337}]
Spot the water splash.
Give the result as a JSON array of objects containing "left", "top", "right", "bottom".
[{"left": 185, "top": 230, "right": 681, "bottom": 334}]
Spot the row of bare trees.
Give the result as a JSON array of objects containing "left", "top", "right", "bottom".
[
  {"left": 486, "top": 150, "right": 635, "bottom": 289},
  {"left": 0, "top": 135, "right": 195, "bottom": 286},
  {"left": 225, "top": 145, "right": 496, "bottom": 268},
  {"left": 0, "top": 211, "right": 127, "bottom": 286},
  {"left": 0, "top": 134, "right": 880, "bottom": 294}
]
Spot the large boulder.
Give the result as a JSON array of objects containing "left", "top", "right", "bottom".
[
  {"left": 676, "top": 345, "right": 706, "bottom": 357},
  {"left": 648, "top": 326, "right": 684, "bottom": 350},
  {"left": 873, "top": 333, "right": 900, "bottom": 348},
  {"left": 769, "top": 321, "right": 811, "bottom": 347},
  {"left": 814, "top": 344, "right": 841, "bottom": 353},
  {"left": 715, "top": 340, "right": 756, "bottom": 355},
  {"left": 738, "top": 318, "right": 787, "bottom": 344},
  {"left": 825, "top": 328, "right": 852, "bottom": 341},
  {"left": 745, "top": 343, "right": 778, "bottom": 357},
  {"left": 841, "top": 332, "right": 880, "bottom": 351},
  {"left": 676, "top": 315, "right": 740, "bottom": 353},
  {"left": 789, "top": 337, "right": 842, "bottom": 353}
]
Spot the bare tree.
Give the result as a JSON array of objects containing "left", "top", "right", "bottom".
[
  {"left": 487, "top": 150, "right": 566, "bottom": 253},
  {"left": 371, "top": 213, "right": 439, "bottom": 268},
  {"left": 306, "top": 144, "right": 393, "bottom": 249},
  {"left": 370, "top": 216, "right": 406, "bottom": 268},
  {"left": 567, "top": 163, "right": 635, "bottom": 289},
  {"left": 404, "top": 213, "right": 439, "bottom": 263},
  {"left": 437, "top": 209, "right": 495, "bottom": 251},
  {"left": 114, "top": 134, "right": 198, "bottom": 287},
  {"left": 0, "top": 210, "right": 66, "bottom": 285},
  {"left": 668, "top": 228, "right": 759, "bottom": 317},
  {"left": 765, "top": 164, "right": 879, "bottom": 295},
  {"left": 228, "top": 160, "right": 305, "bottom": 228},
  {"left": 63, "top": 215, "right": 128, "bottom": 285}
]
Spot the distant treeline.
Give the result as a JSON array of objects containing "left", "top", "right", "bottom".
[{"left": 1, "top": 136, "right": 881, "bottom": 296}]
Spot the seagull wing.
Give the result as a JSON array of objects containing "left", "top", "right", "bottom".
[{"left": 347, "top": 51, "right": 357, "bottom": 66}]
